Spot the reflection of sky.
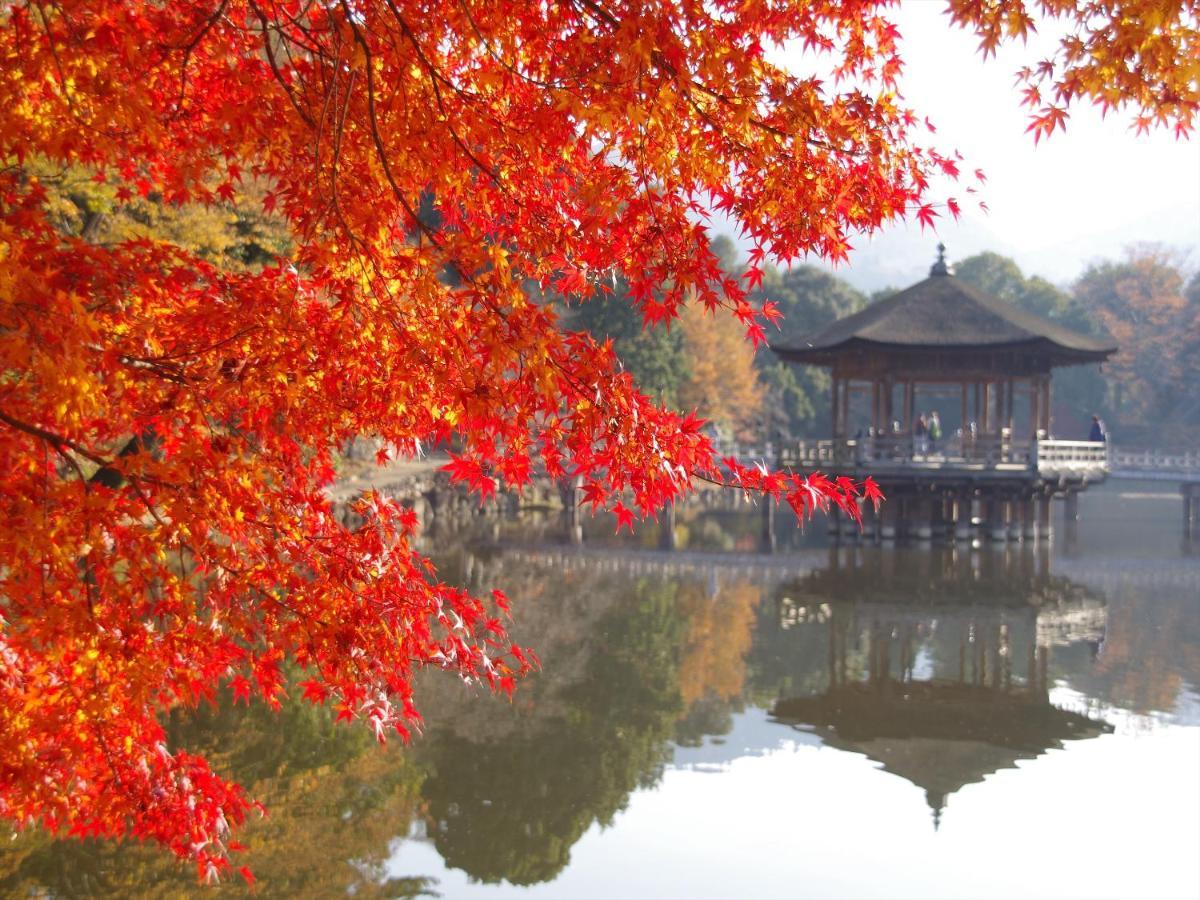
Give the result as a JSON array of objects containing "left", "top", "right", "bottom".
[
  {"left": 388, "top": 712, "right": 1200, "bottom": 900},
  {"left": 671, "top": 707, "right": 818, "bottom": 772}
]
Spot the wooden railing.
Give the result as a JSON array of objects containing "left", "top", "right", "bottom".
[
  {"left": 1110, "top": 448, "right": 1200, "bottom": 476},
  {"left": 761, "top": 436, "right": 1110, "bottom": 474},
  {"left": 716, "top": 438, "right": 1200, "bottom": 482}
]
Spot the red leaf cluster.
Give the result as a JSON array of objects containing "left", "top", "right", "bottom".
[{"left": 0, "top": 0, "right": 1193, "bottom": 881}]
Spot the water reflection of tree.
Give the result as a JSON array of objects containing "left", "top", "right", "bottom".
[
  {"left": 1056, "top": 583, "right": 1200, "bottom": 717},
  {"left": 0, "top": 694, "right": 432, "bottom": 898},
  {"left": 419, "top": 578, "right": 687, "bottom": 885},
  {"left": 410, "top": 542, "right": 772, "bottom": 884}
]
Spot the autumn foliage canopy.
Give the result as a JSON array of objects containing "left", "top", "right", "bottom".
[{"left": 0, "top": 0, "right": 1196, "bottom": 881}]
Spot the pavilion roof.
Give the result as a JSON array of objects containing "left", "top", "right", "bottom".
[
  {"left": 771, "top": 250, "right": 1116, "bottom": 367},
  {"left": 773, "top": 682, "right": 1111, "bottom": 810}
]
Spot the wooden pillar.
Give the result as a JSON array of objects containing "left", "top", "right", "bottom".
[
  {"left": 903, "top": 381, "right": 913, "bottom": 432},
  {"left": 981, "top": 382, "right": 991, "bottom": 433},
  {"left": 1007, "top": 492, "right": 1023, "bottom": 541},
  {"left": 1029, "top": 378, "right": 1040, "bottom": 441},
  {"left": 880, "top": 495, "right": 899, "bottom": 541},
  {"left": 565, "top": 475, "right": 583, "bottom": 545},
  {"left": 1064, "top": 491, "right": 1079, "bottom": 523},
  {"left": 827, "top": 617, "right": 838, "bottom": 687},
  {"left": 960, "top": 382, "right": 969, "bottom": 452},
  {"left": 988, "top": 494, "right": 1009, "bottom": 541},
  {"left": 831, "top": 374, "right": 841, "bottom": 438},
  {"left": 1042, "top": 378, "right": 1052, "bottom": 434},
  {"left": 659, "top": 502, "right": 678, "bottom": 550},
  {"left": 1037, "top": 645, "right": 1050, "bottom": 699},
  {"left": 955, "top": 487, "right": 974, "bottom": 541},
  {"left": 1037, "top": 494, "right": 1052, "bottom": 536},
  {"left": 936, "top": 494, "right": 954, "bottom": 538},
  {"left": 861, "top": 498, "right": 877, "bottom": 541},
  {"left": 841, "top": 377, "right": 851, "bottom": 439},
  {"left": 912, "top": 495, "right": 933, "bottom": 541},
  {"left": 761, "top": 497, "right": 776, "bottom": 553},
  {"left": 1027, "top": 630, "right": 1039, "bottom": 690},
  {"left": 1020, "top": 495, "right": 1036, "bottom": 540}
]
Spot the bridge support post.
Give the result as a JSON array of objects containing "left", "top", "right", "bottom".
[
  {"left": 880, "top": 495, "right": 899, "bottom": 541},
  {"left": 1037, "top": 495, "right": 1053, "bottom": 540},
  {"left": 1062, "top": 492, "right": 1081, "bottom": 554},
  {"left": 1008, "top": 496, "right": 1024, "bottom": 541},
  {"left": 563, "top": 476, "right": 583, "bottom": 545},
  {"left": 932, "top": 494, "right": 952, "bottom": 539},
  {"left": 841, "top": 506, "right": 860, "bottom": 538},
  {"left": 987, "top": 496, "right": 1009, "bottom": 541},
  {"left": 860, "top": 498, "right": 877, "bottom": 542},
  {"left": 1063, "top": 491, "right": 1079, "bottom": 523},
  {"left": 760, "top": 498, "right": 776, "bottom": 553},
  {"left": 1020, "top": 496, "right": 1037, "bottom": 540},
  {"left": 659, "top": 502, "right": 678, "bottom": 551},
  {"left": 955, "top": 489, "right": 974, "bottom": 541},
  {"left": 912, "top": 495, "right": 933, "bottom": 541},
  {"left": 1183, "top": 484, "right": 1198, "bottom": 541}
]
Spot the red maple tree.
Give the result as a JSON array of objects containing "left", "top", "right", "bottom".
[{"left": 0, "top": 0, "right": 1195, "bottom": 881}]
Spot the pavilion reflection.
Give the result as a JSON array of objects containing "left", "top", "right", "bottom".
[{"left": 766, "top": 546, "right": 1112, "bottom": 827}]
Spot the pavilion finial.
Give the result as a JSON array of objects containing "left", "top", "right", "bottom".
[
  {"left": 931, "top": 242, "right": 952, "bottom": 276},
  {"left": 927, "top": 790, "right": 946, "bottom": 831}
]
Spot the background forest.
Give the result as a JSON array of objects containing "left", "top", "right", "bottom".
[{"left": 38, "top": 163, "right": 1198, "bottom": 450}]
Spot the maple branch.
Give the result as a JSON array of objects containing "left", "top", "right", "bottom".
[
  {"left": 379, "top": 0, "right": 510, "bottom": 194},
  {"left": 337, "top": 0, "right": 437, "bottom": 243},
  {"left": 0, "top": 408, "right": 111, "bottom": 470},
  {"left": 119, "top": 325, "right": 260, "bottom": 365},
  {"left": 569, "top": 0, "right": 619, "bottom": 29},
  {"left": 249, "top": 0, "right": 317, "bottom": 129},
  {"left": 164, "top": 0, "right": 230, "bottom": 118},
  {"left": 455, "top": 0, "right": 569, "bottom": 91},
  {"left": 29, "top": 0, "right": 133, "bottom": 141}
]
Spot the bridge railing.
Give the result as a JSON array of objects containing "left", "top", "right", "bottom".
[
  {"left": 1110, "top": 447, "right": 1200, "bottom": 475},
  {"left": 1033, "top": 439, "right": 1109, "bottom": 472}
]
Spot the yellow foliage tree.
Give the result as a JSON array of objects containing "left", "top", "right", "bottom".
[{"left": 678, "top": 304, "right": 765, "bottom": 439}]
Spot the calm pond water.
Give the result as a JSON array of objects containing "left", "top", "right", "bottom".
[{"left": 3, "top": 481, "right": 1199, "bottom": 899}]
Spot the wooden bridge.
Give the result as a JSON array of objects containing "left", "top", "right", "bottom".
[{"left": 1108, "top": 448, "right": 1200, "bottom": 482}]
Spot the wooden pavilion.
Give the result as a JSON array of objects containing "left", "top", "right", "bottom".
[{"left": 770, "top": 245, "right": 1117, "bottom": 541}]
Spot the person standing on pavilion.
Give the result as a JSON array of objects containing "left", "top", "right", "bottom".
[
  {"left": 915, "top": 413, "right": 928, "bottom": 456},
  {"left": 928, "top": 411, "right": 943, "bottom": 455},
  {"left": 1088, "top": 414, "right": 1107, "bottom": 443}
]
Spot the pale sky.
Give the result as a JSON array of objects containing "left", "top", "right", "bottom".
[{"left": 754, "top": 1, "right": 1200, "bottom": 291}]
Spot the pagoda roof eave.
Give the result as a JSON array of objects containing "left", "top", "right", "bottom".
[{"left": 770, "top": 336, "right": 1116, "bottom": 370}]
